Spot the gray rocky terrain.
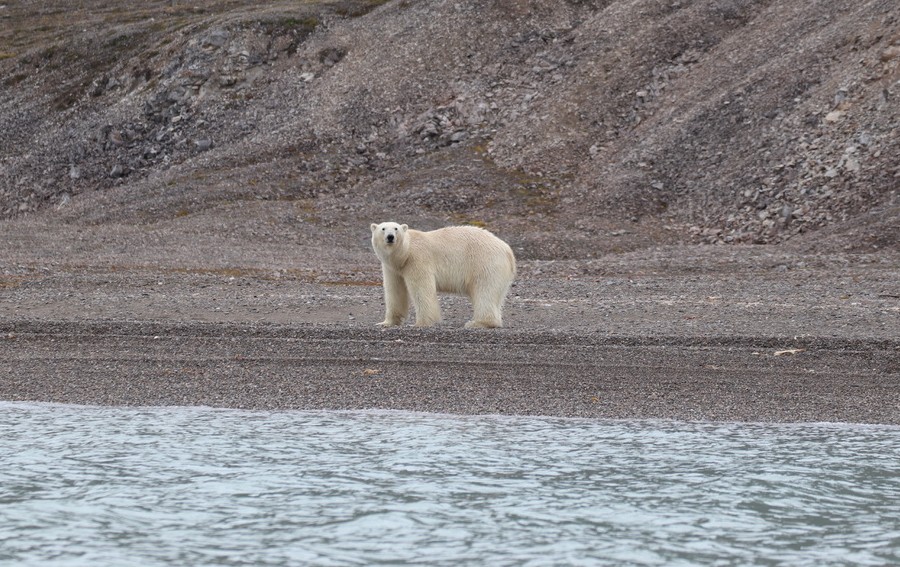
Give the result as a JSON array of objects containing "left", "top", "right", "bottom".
[{"left": 1, "top": 0, "right": 898, "bottom": 422}]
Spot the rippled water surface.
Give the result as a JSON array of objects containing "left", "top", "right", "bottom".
[{"left": 2, "top": 403, "right": 899, "bottom": 566}]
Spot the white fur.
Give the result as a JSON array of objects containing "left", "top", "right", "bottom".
[{"left": 370, "top": 222, "right": 516, "bottom": 328}]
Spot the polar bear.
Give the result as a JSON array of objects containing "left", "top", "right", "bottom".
[{"left": 370, "top": 222, "right": 516, "bottom": 328}]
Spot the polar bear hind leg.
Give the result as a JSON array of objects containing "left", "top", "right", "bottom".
[{"left": 465, "top": 278, "right": 510, "bottom": 328}]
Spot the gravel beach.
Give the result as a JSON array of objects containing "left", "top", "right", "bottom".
[{"left": 2, "top": 219, "right": 897, "bottom": 424}]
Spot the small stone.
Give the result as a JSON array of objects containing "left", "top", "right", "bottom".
[
  {"left": 420, "top": 122, "right": 439, "bottom": 138},
  {"left": 167, "top": 86, "right": 186, "bottom": 103},
  {"left": 778, "top": 204, "right": 793, "bottom": 219},
  {"left": 194, "top": 138, "right": 213, "bottom": 152},
  {"left": 824, "top": 110, "right": 845, "bottom": 123},
  {"left": 203, "top": 30, "right": 229, "bottom": 49},
  {"left": 844, "top": 157, "right": 860, "bottom": 173},
  {"left": 880, "top": 46, "right": 900, "bottom": 62},
  {"left": 833, "top": 89, "right": 848, "bottom": 107},
  {"left": 57, "top": 193, "right": 71, "bottom": 210},
  {"left": 449, "top": 130, "right": 468, "bottom": 143},
  {"left": 108, "top": 130, "right": 125, "bottom": 146},
  {"left": 110, "top": 164, "right": 125, "bottom": 178}
]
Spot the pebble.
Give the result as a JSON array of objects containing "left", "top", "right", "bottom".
[
  {"left": 194, "top": 139, "right": 213, "bottom": 152},
  {"left": 880, "top": 46, "right": 900, "bottom": 62},
  {"left": 57, "top": 193, "right": 71, "bottom": 210}
]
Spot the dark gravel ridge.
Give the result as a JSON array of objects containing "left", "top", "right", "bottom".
[
  {"left": 4, "top": 318, "right": 900, "bottom": 352},
  {"left": 3, "top": 318, "right": 898, "bottom": 424}
]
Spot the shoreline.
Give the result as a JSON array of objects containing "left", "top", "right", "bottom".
[
  {"left": 5, "top": 398, "right": 900, "bottom": 430},
  {"left": 3, "top": 319, "right": 898, "bottom": 424}
]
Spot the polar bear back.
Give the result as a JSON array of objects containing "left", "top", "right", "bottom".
[{"left": 407, "top": 226, "right": 515, "bottom": 295}]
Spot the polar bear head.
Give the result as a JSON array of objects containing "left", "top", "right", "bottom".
[
  {"left": 370, "top": 222, "right": 409, "bottom": 257},
  {"left": 370, "top": 222, "right": 409, "bottom": 250}
]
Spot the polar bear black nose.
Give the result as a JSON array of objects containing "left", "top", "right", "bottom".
[{"left": 386, "top": 233, "right": 395, "bottom": 243}]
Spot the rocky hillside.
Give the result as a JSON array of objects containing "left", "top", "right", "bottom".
[{"left": 1, "top": 0, "right": 898, "bottom": 257}]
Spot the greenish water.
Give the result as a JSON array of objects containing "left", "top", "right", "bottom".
[{"left": 2, "top": 403, "right": 899, "bottom": 566}]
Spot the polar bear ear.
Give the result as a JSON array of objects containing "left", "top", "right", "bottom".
[
  {"left": 401, "top": 224, "right": 408, "bottom": 232},
  {"left": 370, "top": 223, "right": 378, "bottom": 232}
]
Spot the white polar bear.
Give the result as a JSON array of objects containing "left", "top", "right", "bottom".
[{"left": 370, "top": 222, "right": 516, "bottom": 328}]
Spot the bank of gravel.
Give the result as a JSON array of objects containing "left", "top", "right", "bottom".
[
  {"left": 2, "top": 219, "right": 897, "bottom": 424},
  {"left": 2, "top": 320, "right": 899, "bottom": 424}
]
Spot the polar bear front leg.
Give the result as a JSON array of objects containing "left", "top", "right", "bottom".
[
  {"left": 379, "top": 269, "right": 409, "bottom": 326},
  {"left": 408, "top": 276, "right": 441, "bottom": 327}
]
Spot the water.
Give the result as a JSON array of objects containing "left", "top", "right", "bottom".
[{"left": 1, "top": 403, "right": 899, "bottom": 566}]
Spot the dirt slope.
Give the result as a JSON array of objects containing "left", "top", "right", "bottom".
[{"left": 1, "top": 0, "right": 897, "bottom": 256}]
